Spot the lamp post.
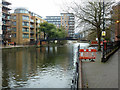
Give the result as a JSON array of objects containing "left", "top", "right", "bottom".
[
  {"left": 116, "top": 20, "right": 120, "bottom": 39},
  {"left": 102, "top": 0, "right": 106, "bottom": 62}
]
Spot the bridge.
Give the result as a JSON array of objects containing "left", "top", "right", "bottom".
[{"left": 30, "top": 38, "right": 89, "bottom": 45}]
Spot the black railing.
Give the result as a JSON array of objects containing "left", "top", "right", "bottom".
[
  {"left": 71, "top": 45, "right": 80, "bottom": 90},
  {"left": 102, "top": 41, "right": 120, "bottom": 62}
]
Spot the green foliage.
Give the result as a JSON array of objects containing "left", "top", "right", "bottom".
[{"left": 39, "top": 22, "right": 67, "bottom": 39}]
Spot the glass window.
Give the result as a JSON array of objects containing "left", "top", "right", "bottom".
[
  {"left": 22, "top": 28, "right": 29, "bottom": 32},
  {"left": 22, "top": 22, "right": 29, "bottom": 26},
  {"left": 13, "top": 22, "right": 16, "bottom": 26},
  {"left": 37, "top": 20, "right": 40, "bottom": 23},
  {"left": 12, "top": 16, "right": 16, "bottom": 20},
  {"left": 12, "top": 33, "right": 16, "bottom": 37},
  {"left": 15, "top": 8, "right": 29, "bottom": 14},
  {"left": 22, "top": 33, "right": 29, "bottom": 38},
  {"left": 12, "top": 27, "right": 16, "bottom": 32},
  {"left": 22, "top": 15, "right": 29, "bottom": 21}
]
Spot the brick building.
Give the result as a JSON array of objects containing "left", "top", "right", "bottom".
[
  {"left": 111, "top": 2, "right": 120, "bottom": 41},
  {"left": 11, "top": 8, "right": 46, "bottom": 45}
]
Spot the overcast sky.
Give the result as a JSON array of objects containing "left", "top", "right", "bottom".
[
  {"left": 8, "top": 0, "right": 77, "bottom": 18},
  {"left": 8, "top": 0, "right": 120, "bottom": 18}
]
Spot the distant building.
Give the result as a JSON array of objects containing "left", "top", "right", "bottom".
[
  {"left": 11, "top": 8, "right": 46, "bottom": 45},
  {"left": 111, "top": 2, "right": 120, "bottom": 41},
  {"left": 2, "top": 0, "right": 11, "bottom": 42},
  {"left": 45, "top": 13, "right": 75, "bottom": 38},
  {"left": 45, "top": 16, "right": 61, "bottom": 28}
]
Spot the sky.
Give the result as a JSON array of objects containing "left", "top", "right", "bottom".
[
  {"left": 8, "top": 0, "right": 120, "bottom": 18},
  {"left": 8, "top": 0, "right": 76, "bottom": 18},
  {"left": 7, "top": 0, "right": 120, "bottom": 33}
]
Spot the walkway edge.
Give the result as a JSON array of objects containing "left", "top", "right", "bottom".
[{"left": 79, "top": 59, "right": 82, "bottom": 89}]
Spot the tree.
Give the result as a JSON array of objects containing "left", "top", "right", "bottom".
[
  {"left": 65, "top": 0, "right": 114, "bottom": 51},
  {"left": 39, "top": 22, "right": 67, "bottom": 39}
]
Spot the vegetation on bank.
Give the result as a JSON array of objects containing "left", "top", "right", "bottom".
[{"left": 38, "top": 22, "right": 67, "bottom": 40}]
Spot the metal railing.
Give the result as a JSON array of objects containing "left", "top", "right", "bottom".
[
  {"left": 71, "top": 45, "right": 80, "bottom": 90},
  {"left": 102, "top": 41, "right": 120, "bottom": 62}
]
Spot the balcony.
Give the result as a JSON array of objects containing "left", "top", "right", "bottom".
[
  {"left": 30, "top": 19, "right": 34, "bottom": 23},
  {"left": 22, "top": 30, "right": 29, "bottom": 32},
  {"left": 3, "top": 22, "right": 11, "bottom": 26},
  {"left": 7, "top": 28, "right": 11, "bottom": 31},
  {"left": 30, "top": 31, "right": 34, "bottom": 34},
  {"left": 2, "top": 5, "right": 12, "bottom": 10},
  {"left": 30, "top": 25, "right": 34, "bottom": 29},
  {"left": 37, "top": 20, "right": 40, "bottom": 24},
  {"left": 30, "top": 36, "right": 35, "bottom": 39},
  {"left": 2, "top": 11, "right": 11, "bottom": 15},
  {"left": 22, "top": 24, "right": 29, "bottom": 27}
]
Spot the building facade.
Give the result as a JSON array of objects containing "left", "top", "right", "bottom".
[
  {"left": 2, "top": 0, "right": 11, "bottom": 43},
  {"left": 11, "top": 8, "right": 45, "bottom": 45},
  {"left": 45, "top": 16, "right": 61, "bottom": 28},
  {"left": 45, "top": 13, "right": 75, "bottom": 38},
  {"left": 111, "top": 2, "right": 120, "bottom": 41}
]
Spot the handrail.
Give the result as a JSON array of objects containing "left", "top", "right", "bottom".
[
  {"left": 71, "top": 45, "right": 80, "bottom": 90},
  {"left": 102, "top": 41, "right": 120, "bottom": 62}
]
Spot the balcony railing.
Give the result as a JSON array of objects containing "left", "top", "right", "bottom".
[
  {"left": 7, "top": 28, "right": 11, "bottom": 31},
  {"left": 2, "top": 11, "right": 11, "bottom": 15},
  {"left": 30, "top": 36, "right": 35, "bottom": 39},
  {"left": 30, "top": 19, "right": 34, "bottom": 23},
  {"left": 30, "top": 31, "right": 34, "bottom": 34},
  {"left": 30, "top": 25, "right": 34, "bottom": 28},
  {"left": 22, "top": 24, "right": 29, "bottom": 27},
  {"left": 2, "top": 5, "right": 12, "bottom": 10},
  {"left": 22, "top": 30, "right": 29, "bottom": 32}
]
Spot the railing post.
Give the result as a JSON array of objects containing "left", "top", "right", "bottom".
[
  {"left": 77, "top": 45, "right": 80, "bottom": 90},
  {"left": 102, "top": 41, "right": 105, "bottom": 62}
]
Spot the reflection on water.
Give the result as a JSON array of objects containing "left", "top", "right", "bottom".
[
  {"left": 2, "top": 45, "right": 75, "bottom": 88},
  {"left": 2, "top": 43, "right": 89, "bottom": 88}
]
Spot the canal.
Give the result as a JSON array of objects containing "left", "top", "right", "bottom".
[{"left": 2, "top": 42, "right": 89, "bottom": 88}]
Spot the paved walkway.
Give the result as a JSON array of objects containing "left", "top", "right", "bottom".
[{"left": 82, "top": 49, "right": 119, "bottom": 88}]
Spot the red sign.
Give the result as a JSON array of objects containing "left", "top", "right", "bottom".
[{"left": 79, "top": 49, "right": 97, "bottom": 60}]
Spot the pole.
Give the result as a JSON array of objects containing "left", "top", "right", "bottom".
[{"left": 102, "top": 0, "right": 105, "bottom": 62}]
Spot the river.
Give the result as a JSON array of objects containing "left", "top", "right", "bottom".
[{"left": 2, "top": 42, "right": 89, "bottom": 89}]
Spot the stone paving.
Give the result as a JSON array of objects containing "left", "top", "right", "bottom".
[{"left": 81, "top": 49, "right": 119, "bottom": 88}]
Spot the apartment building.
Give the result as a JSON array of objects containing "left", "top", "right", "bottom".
[
  {"left": 11, "top": 8, "right": 45, "bottom": 45},
  {"left": 2, "top": 0, "right": 11, "bottom": 42},
  {"left": 111, "top": 2, "right": 120, "bottom": 41},
  {"left": 45, "top": 16, "right": 61, "bottom": 28},
  {"left": 45, "top": 13, "right": 75, "bottom": 38}
]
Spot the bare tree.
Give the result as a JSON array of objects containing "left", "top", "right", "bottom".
[{"left": 64, "top": 0, "right": 115, "bottom": 51}]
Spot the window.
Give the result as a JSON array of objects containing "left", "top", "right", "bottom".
[
  {"left": 22, "top": 15, "right": 29, "bottom": 21},
  {"left": 13, "top": 16, "right": 16, "bottom": 20},
  {"left": 22, "top": 22, "right": 29, "bottom": 26},
  {"left": 13, "top": 22, "right": 16, "bottom": 26},
  {"left": 15, "top": 9, "right": 29, "bottom": 14},
  {"left": 12, "top": 27, "right": 16, "bottom": 32},
  {"left": 12, "top": 33, "right": 16, "bottom": 37},
  {"left": 22, "top": 33, "right": 29, "bottom": 38},
  {"left": 7, "top": 16, "right": 10, "bottom": 20},
  {"left": 22, "top": 28, "right": 29, "bottom": 32}
]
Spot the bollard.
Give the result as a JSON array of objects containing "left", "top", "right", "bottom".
[{"left": 86, "top": 82, "right": 89, "bottom": 88}]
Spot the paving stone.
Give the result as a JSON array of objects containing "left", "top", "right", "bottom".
[{"left": 81, "top": 49, "right": 119, "bottom": 88}]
